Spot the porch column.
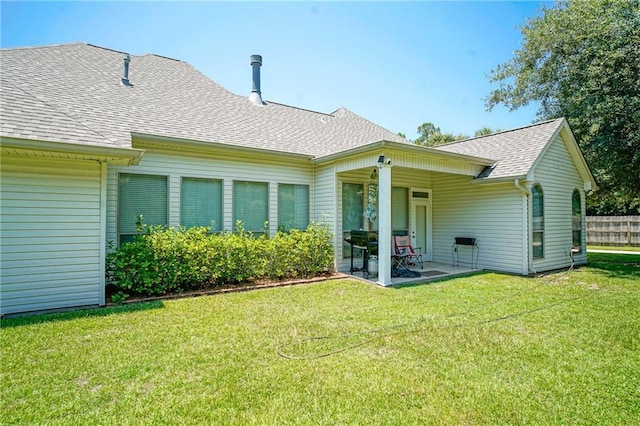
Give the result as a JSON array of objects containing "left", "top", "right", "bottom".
[{"left": 377, "top": 161, "right": 393, "bottom": 286}]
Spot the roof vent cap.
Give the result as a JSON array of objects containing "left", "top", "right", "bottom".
[
  {"left": 249, "top": 54, "right": 264, "bottom": 105},
  {"left": 121, "top": 54, "right": 133, "bottom": 86}
]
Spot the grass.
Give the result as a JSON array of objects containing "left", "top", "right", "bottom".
[
  {"left": 588, "top": 245, "right": 640, "bottom": 252},
  {"left": 2, "top": 253, "right": 639, "bottom": 425}
]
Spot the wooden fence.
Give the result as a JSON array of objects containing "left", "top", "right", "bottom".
[{"left": 586, "top": 216, "right": 640, "bottom": 247}]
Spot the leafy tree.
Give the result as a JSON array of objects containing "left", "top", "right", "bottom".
[
  {"left": 412, "top": 122, "right": 469, "bottom": 147},
  {"left": 424, "top": 132, "right": 468, "bottom": 146},
  {"left": 474, "top": 127, "right": 501, "bottom": 137},
  {"left": 415, "top": 122, "right": 441, "bottom": 145},
  {"left": 486, "top": 0, "right": 640, "bottom": 215},
  {"left": 397, "top": 131, "right": 407, "bottom": 139}
]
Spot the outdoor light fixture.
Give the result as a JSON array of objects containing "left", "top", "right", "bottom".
[{"left": 377, "top": 155, "right": 391, "bottom": 165}]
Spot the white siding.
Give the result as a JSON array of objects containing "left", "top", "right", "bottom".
[
  {"left": 1, "top": 156, "right": 103, "bottom": 315},
  {"left": 107, "top": 150, "right": 314, "bottom": 244},
  {"left": 432, "top": 174, "right": 526, "bottom": 274},
  {"left": 313, "top": 164, "right": 338, "bottom": 269},
  {"left": 531, "top": 135, "right": 587, "bottom": 272}
]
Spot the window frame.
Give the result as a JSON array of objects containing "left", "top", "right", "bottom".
[
  {"left": 180, "top": 176, "right": 223, "bottom": 232},
  {"left": 232, "top": 180, "right": 269, "bottom": 235},
  {"left": 117, "top": 172, "right": 168, "bottom": 245},
  {"left": 531, "top": 184, "right": 544, "bottom": 260},
  {"left": 342, "top": 182, "right": 364, "bottom": 259},
  {"left": 277, "top": 183, "right": 310, "bottom": 232},
  {"left": 572, "top": 189, "right": 583, "bottom": 253}
]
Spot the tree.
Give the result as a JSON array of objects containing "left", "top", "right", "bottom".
[
  {"left": 474, "top": 127, "right": 501, "bottom": 137},
  {"left": 414, "top": 122, "right": 441, "bottom": 145},
  {"left": 486, "top": 0, "right": 640, "bottom": 215},
  {"left": 413, "top": 122, "right": 469, "bottom": 147}
]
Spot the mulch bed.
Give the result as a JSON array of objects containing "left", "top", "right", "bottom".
[{"left": 105, "top": 272, "right": 346, "bottom": 307}]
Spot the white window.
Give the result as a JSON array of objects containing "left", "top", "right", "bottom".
[
  {"left": 278, "top": 184, "right": 309, "bottom": 231},
  {"left": 181, "top": 177, "right": 222, "bottom": 231},
  {"left": 118, "top": 173, "right": 167, "bottom": 244},
  {"left": 392, "top": 187, "right": 409, "bottom": 235},
  {"left": 532, "top": 184, "right": 544, "bottom": 259},
  {"left": 572, "top": 189, "right": 582, "bottom": 252},
  {"left": 342, "top": 182, "right": 364, "bottom": 258},
  {"left": 233, "top": 181, "right": 268, "bottom": 235}
]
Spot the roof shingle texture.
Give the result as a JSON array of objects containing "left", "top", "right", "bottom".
[
  {"left": 433, "top": 118, "right": 564, "bottom": 180},
  {"left": 0, "top": 43, "right": 407, "bottom": 156}
]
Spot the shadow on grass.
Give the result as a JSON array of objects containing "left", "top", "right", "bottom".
[
  {"left": 585, "top": 253, "right": 640, "bottom": 280},
  {"left": 0, "top": 300, "right": 165, "bottom": 329}
]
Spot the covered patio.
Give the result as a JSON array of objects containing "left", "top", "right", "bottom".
[{"left": 319, "top": 140, "right": 493, "bottom": 286}]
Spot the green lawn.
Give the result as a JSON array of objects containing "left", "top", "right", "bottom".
[
  {"left": 588, "top": 245, "right": 640, "bottom": 252},
  {"left": 2, "top": 253, "right": 639, "bottom": 425}
]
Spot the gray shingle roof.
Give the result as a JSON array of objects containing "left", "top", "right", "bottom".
[
  {"left": 433, "top": 118, "right": 565, "bottom": 180},
  {"left": 0, "top": 43, "right": 407, "bottom": 157},
  {"left": 0, "top": 79, "right": 112, "bottom": 146}
]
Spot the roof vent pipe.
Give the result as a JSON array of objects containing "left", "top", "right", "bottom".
[
  {"left": 121, "top": 54, "right": 132, "bottom": 86},
  {"left": 249, "top": 54, "right": 264, "bottom": 105}
]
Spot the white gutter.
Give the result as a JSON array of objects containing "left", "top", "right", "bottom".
[
  {"left": 515, "top": 178, "right": 532, "bottom": 275},
  {"left": 514, "top": 178, "right": 531, "bottom": 196},
  {"left": 0, "top": 137, "right": 144, "bottom": 165}
]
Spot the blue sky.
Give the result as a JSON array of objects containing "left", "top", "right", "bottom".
[{"left": 1, "top": 1, "right": 547, "bottom": 139}]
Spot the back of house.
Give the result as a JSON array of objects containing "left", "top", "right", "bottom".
[{"left": 0, "top": 43, "right": 596, "bottom": 316}]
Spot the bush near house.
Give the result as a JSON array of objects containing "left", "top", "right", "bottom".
[{"left": 106, "top": 224, "right": 334, "bottom": 297}]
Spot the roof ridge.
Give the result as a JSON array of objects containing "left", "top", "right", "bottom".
[
  {"left": 139, "top": 53, "right": 183, "bottom": 62},
  {"left": 2, "top": 79, "right": 114, "bottom": 144},
  {"left": 435, "top": 118, "right": 563, "bottom": 148},
  {"left": 266, "top": 101, "right": 333, "bottom": 116},
  {"left": 1, "top": 41, "right": 88, "bottom": 52},
  {"left": 85, "top": 43, "right": 129, "bottom": 55},
  {"left": 332, "top": 107, "right": 409, "bottom": 142}
]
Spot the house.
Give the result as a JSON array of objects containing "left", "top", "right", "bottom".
[{"left": 0, "top": 43, "right": 596, "bottom": 316}]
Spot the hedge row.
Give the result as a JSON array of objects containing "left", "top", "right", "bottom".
[{"left": 106, "top": 224, "right": 334, "bottom": 296}]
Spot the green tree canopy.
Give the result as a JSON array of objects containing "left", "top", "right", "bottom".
[
  {"left": 486, "top": 0, "right": 640, "bottom": 215},
  {"left": 413, "top": 122, "right": 469, "bottom": 147},
  {"left": 474, "top": 127, "right": 501, "bottom": 137}
]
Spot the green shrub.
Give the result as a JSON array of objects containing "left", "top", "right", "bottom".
[{"left": 106, "top": 223, "right": 334, "bottom": 297}]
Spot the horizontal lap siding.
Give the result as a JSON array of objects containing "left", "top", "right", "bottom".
[
  {"left": 432, "top": 175, "right": 525, "bottom": 274},
  {"left": 1, "top": 156, "right": 102, "bottom": 315},
  {"left": 532, "top": 136, "right": 586, "bottom": 271},
  {"left": 313, "top": 165, "right": 338, "bottom": 268},
  {"left": 107, "top": 150, "right": 314, "bottom": 243}
]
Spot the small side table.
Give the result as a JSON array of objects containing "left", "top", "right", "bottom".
[{"left": 452, "top": 237, "right": 478, "bottom": 269}]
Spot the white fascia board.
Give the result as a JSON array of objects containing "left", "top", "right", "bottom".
[
  {"left": 0, "top": 136, "right": 144, "bottom": 165},
  {"left": 312, "top": 140, "right": 496, "bottom": 166},
  {"left": 469, "top": 174, "right": 529, "bottom": 185}
]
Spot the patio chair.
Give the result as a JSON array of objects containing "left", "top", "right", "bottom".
[{"left": 393, "top": 235, "right": 423, "bottom": 269}]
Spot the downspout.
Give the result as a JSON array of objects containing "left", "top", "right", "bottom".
[
  {"left": 99, "top": 161, "right": 108, "bottom": 306},
  {"left": 515, "top": 179, "right": 532, "bottom": 275}
]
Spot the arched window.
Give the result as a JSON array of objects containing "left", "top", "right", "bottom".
[
  {"left": 532, "top": 185, "right": 544, "bottom": 259},
  {"left": 572, "top": 189, "right": 582, "bottom": 252}
]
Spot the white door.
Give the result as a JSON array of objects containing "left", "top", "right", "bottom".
[{"left": 410, "top": 190, "right": 432, "bottom": 261}]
